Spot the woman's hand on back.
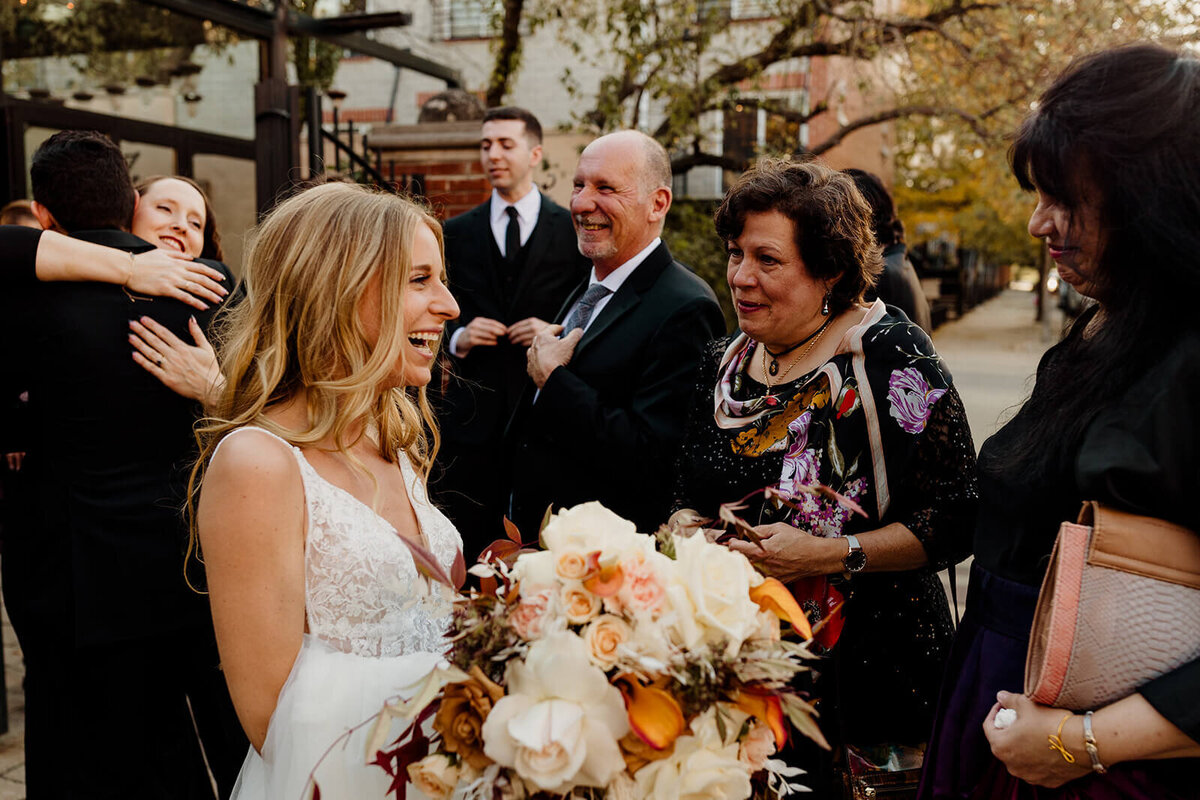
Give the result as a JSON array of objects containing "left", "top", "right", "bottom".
[{"left": 129, "top": 315, "right": 224, "bottom": 408}]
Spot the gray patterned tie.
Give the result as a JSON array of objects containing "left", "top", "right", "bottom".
[{"left": 560, "top": 283, "right": 613, "bottom": 336}]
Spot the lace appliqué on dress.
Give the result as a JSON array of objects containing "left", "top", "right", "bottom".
[{"left": 293, "top": 453, "right": 460, "bottom": 658}]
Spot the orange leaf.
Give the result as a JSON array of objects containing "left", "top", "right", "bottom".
[
  {"left": 502, "top": 516, "right": 523, "bottom": 545},
  {"left": 734, "top": 690, "right": 788, "bottom": 749},
  {"left": 616, "top": 677, "right": 686, "bottom": 750},
  {"left": 749, "top": 578, "right": 813, "bottom": 640}
]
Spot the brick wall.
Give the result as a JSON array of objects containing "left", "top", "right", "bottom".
[{"left": 370, "top": 121, "right": 490, "bottom": 219}]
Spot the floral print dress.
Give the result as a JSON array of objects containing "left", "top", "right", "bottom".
[{"left": 674, "top": 301, "right": 978, "bottom": 756}]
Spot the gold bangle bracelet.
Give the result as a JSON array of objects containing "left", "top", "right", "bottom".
[{"left": 1048, "top": 712, "right": 1076, "bottom": 764}]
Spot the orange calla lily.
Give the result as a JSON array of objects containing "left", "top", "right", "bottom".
[
  {"left": 616, "top": 676, "right": 685, "bottom": 750},
  {"left": 750, "top": 577, "right": 813, "bottom": 640},
  {"left": 582, "top": 551, "right": 625, "bottom": 597},
  {"left": 734, "top": 690, "right": 788, "bottom": 749}
]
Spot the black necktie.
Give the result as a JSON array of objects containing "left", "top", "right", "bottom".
[{"left": 504, "top": 206, "right": 521, "bottom": 265}]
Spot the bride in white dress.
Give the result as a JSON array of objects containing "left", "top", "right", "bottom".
[{"left": 192, "top": 183, "right": 462, "bottom": 799}]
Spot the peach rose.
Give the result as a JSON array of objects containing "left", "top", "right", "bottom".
[
  {"left": 556, "top": 549, "right": 590, "bottom": 580},
  {"left": 433, "top": 667, "right": 505, "bottom": 770},
  {"left": 510, "top": 587, "right": 556, "bottom": 640},
  {"left": 562, "top": 583, "right": 602, "bottom": 624},
  {"left": 613, "top": 554, "right": 669, "bottom": 616},
  {"left": 406, "top": 753, "right": 459, "bottom": 800},
  {"left": 584, "top": 614, "right": 632, "bottom": 669},
  {"left": 738, "top": 721, "right": 777, "bottom": 771}
]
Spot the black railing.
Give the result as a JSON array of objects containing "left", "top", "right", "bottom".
[{"left": 304, "top": 87, "right": 424, "bottom": 197}]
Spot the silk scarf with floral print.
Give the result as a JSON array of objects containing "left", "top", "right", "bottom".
[{"left": 711, "top": 301, "right": 951, "bottom": 645}]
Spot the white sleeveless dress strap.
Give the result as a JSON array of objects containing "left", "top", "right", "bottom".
[{"left": 213, "top": 426, "right": 460, "bottom": 800}]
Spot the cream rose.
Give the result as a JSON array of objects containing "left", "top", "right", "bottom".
[
  {"left": 561, "top": 583, "right": 602, "bottom": 624},
  {"left": 482, "top": 632, "right": 629, "bottom": 794},
  {"left": 511, "top": 550, "right": 557, "bottom": 589},
  {"left": 583, "top": 614, "right": 632, "bottom": 669},
  {"left": 406, "top": 753, "right": 460, "bottom": 800},
  {"left": 633, "top": 707, "right": 753, "bottom": 800},
  {"left": 541, "top": 502, "right": 649, "bottom": 563},
  {"left": 664, "top": 534, "right": 765, "bottom": 656}
]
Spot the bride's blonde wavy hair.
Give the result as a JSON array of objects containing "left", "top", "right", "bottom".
[{"left": 187, "top": 182, "right": 445, "bottom": 567}]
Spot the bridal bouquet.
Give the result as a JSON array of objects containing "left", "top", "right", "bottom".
[{"left": 370, "top": 502, "right": 826, "bottom": 800}]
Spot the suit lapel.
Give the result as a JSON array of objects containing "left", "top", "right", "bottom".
[
  {"left": 573, "top": 242, "right": 673, "bottom": 357},
  {"left": 507, "top": 193, "right": 558, "bottom": 312},
  {"left": 469, "top": 204, "right": 508, "bottom": 307}
]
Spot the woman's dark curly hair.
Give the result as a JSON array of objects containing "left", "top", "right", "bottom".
[{"left": 713, "top": 158, "right": 881, "bottom": 316}]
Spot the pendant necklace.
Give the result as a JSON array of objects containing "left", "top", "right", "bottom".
[
  {"left": 762, "top": 316, "right": 833, "bottom": 376},
  {"left": 760, "top": 317, "right": 834, "bottom": 408}
]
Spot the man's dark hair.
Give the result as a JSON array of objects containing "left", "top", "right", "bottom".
[
  {"left": 30, "top": 130, "right": 135, "bottom": 232},
  {"left": 482, "top": 106, "right": 543, "bottom": 145},
  {"left": 842, "top": 168, "right": 903, "bottom": 248}
]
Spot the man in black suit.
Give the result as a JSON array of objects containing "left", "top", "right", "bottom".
[
  {"left": 510, "top": 130, "right": 725, "bottom": 535},
  {"left": 0, "top": 131, "right": 245, "bottom": 798},
  {"left": 434, "top": 107, "right": 589, "bottom": 558}
]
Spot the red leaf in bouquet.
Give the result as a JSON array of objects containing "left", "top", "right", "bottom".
[
  {"left": 480, "top": 539, "right": 523, "bottom": 563},
  {"left": 449, "top": 547, "right": 467, "bottom": 591},
  {"left": 734, "top": 690, "right": 788, "bottom": 749},
  {"left": 791, "top": 576, "right": 846, "bottom": 650},
  {"left": 396, "top": 535, "right": 457, "bottom": 589},
  {"left": 308, "top": 783, "right": 320, "bottom": 800},
  {"left": 749, "top": 577, "right": 813, "bottom": 640},
  {"left": 582, "top": 552, "right": 625, "bottom": 597},
  {"left": 502, "top": 515, "right": 523, "bottom": 545},
  {"left": 813, "top": 485, "right": 867, "bottom": 518},
  {"left": 616, "top": 675, "right": 686, "bottom": 750}
]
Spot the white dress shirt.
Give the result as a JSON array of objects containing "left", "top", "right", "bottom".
[
  {"left": 450, "top": 187, "right": 544, "bottom": 357},
  {"left": 489, "top": 187, "right": 541, "bottom": 256},
  {"left": 570, "top": 237, "right": 662, "bottom": 334}
]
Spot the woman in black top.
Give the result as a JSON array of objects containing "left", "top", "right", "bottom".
[
  {"left": 919, "top": 44, "right": 1200, "bottom": 799},
  {"left": 673, "top": 160, "right": 978, "bottom": 793}
]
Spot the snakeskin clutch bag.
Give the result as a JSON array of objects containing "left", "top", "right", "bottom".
[{"left": 1025, "top": 501, "right": 1200, "bottom": 710}]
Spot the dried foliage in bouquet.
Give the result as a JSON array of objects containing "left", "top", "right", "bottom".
[{"left": 360, "top": 501, "right": 834, "bottom": 800}]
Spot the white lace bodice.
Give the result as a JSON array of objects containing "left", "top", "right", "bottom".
[{"left": 215, "top": 427, "right": 461, "bottom": 658}]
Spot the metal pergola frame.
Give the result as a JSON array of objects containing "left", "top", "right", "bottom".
[{"left": 1, "top": 0, "right": 462, "bottom": 214}]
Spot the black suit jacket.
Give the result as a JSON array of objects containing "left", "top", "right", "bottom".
[
  {"left": 0, "top": 227, "right": 234, "bottom": 648},
  {"left": 437, "top": 193, "right": 589, "bottom": 445},
  {"left": 509, "top": 241, "right": 725, "bottom": 534}
]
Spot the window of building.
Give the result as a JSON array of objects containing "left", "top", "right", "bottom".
[{"left": 436, "top": 0, "right": 498, "bottom": 40}]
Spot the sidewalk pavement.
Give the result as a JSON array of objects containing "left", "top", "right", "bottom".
[{"left": 0, "top": 289, "right": 1064, "bottom": 798}]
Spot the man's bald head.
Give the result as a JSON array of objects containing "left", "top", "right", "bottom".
[{"left": 571, "top": 131, "right": 674, "bottom": 277}]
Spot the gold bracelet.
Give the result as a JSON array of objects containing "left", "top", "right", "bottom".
[
  {"left": 1083, "top": 710, "right": 1107, "bottom": 774},
  {"left": 1047, "top": 711, "right": 1076, "bottom": 764}
]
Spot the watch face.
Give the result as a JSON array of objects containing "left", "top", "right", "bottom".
[{"left": 844, "top": 548, "right": 867, "bottom": 573}]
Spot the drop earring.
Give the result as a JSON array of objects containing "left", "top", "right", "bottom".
[{"left": 821, "top": 291, "right": 831, "bottom": 316}]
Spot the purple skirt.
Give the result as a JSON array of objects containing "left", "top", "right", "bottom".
[{"left": 917, "top": 564, "right": 1199, "bottom": 800}]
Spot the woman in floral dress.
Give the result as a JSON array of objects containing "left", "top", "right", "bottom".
[{"left": 673, "top": 160, "right": 978, "bottom": 794}]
